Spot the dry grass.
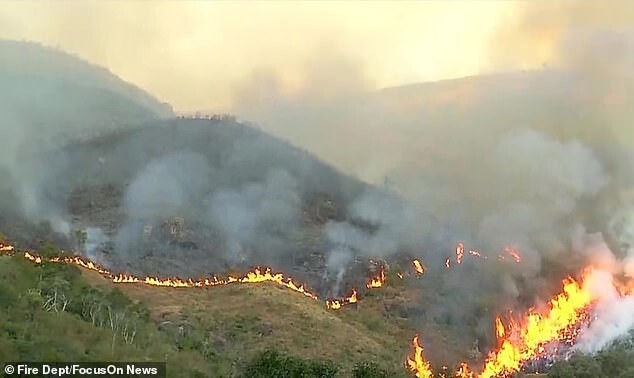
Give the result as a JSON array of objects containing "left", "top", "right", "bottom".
[{"left": 80, "top": 269, "right": 425, "bottom": 372}]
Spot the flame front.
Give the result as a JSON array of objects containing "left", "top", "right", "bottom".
[
  {"left": 326, "top": 288, "right": 358, "bottom": 310},
  {"left": 1, "top": 241, "right": 611, "bottom": 378},
  {"left": 406, "top": 335, "right": 433, "bottom": 378},
  {"left": 1, "top": 243, "right": 381, "bottom": 312},
  {"left": 413, "top": 259, "right": 425, "bottom": 276},
  {"left": 494, "top": 317, "right": 505, "bottom": 340},
  {"left": 503, "top": 246, "right": 522, "bottom": 263},
  {"left": 1, "top": 245, "right": 327, "bottom": 301},
  {"left": 366, "top": 267, "right": 386, "bottom": 288},
  {"left": 455, "top": 362, "right": 475, "bottom": 378},
  {"left": 478, "top": 276, "right": 592, "bottom": 378},
  {"left": 456, "top": 242, "right": 465, "bottom": 264}
]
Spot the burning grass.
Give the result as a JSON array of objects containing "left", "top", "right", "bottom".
[{"left": 4, "top": 241, "right": 629, "bottom": 377}]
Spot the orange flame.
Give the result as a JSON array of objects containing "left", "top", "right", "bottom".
[
  {"left": 495, "top": 317, "right": 505, "bottom": 340},
  {"left": 614, "top": 277, "right": 634, "bottom": 296},
  {"left": 406, "top": 335, "right": 433, "bottom": 378},
  {"left": 456, "top": 242, "right": 465, "bottom": 264},
  {"left": 24, "top": 252, "right": 42, "bottom": 264},
  {"left": 366, "top": 267, "right": 386, "bottom": 288},
  {"left": 455, "top": 362, "right": 475, "bottom": 378},
  {"left": 479, "top": 276, "right": 592, "bottom": 378},
  {"left": 326, "top": 288, "right": 358, "bottom": 310},
  {"left": 504, "top": 246, "right": 522, "bottom": 263},
  {"left": 412, "top": 259, "right": 426, "bottom": 276},
  {"left": 1, "top": 245, "right": 334, "bottom": 302},
  {"left": 468, "top": 249, "right": 483, "bottom": 258},
  {"left": 2, "top": 244, "right": 375, "bottom": 311}
]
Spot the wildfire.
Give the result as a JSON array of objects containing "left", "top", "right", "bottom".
[
  {"left": 614, "top": 277, "right": 634, "bottom": 296},
  {"left": 453, "top": 243, "right": 521, "bottom": 268},
  {"left": 4, "top": 240, "right": 616, "bottom": 378},
  {"left": 495, "top": 317, "right": 505, "bottom": 340},
  {"left": 503, "top": 246, "right": 522, "bottom": 263},
  {"left": 406, "top": 335, "right": 433, "bottom": 378},
  {"left": 455, "top": 362, "right": 475, "bottom": 378},
  {"left": 478, "top": 276, "right": 593, "bottom": 378},
  {"left": 326, "top": 288, "right": 358, "bottom": 310},
  {"left": 412, "top": 259, "right": 425, "bottom": 276},
  {"left": 405, "top": 271, "right": 601, "bottom": 377},
  {"left": 367, "top": 267, "right": 386, "bottom": 288},
  {"left": 2, "top": 242, "right": 379, "bottom": 312},
  {"left": 0, "top": 243, "right": 14, "bottom": 252},
  {"left": 456, "top": 242, "right": 465, "bottom": 264},
  {"left": 468, "top": 250, "right": 483, "bottom": 258}
]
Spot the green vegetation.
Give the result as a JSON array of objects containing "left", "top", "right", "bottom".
[
  {"left": 548, "top": 333, "right": 634, "bottom": 378},
  {"left": 0, "top": 252, "right": 210, "bottom": 376},
  {"left": 240, "top": 349, "right": 407, "bottom": 378},
  {"left": 9, "top": 242, "right": 631, "bottom": 378},
  {"left": 0, "top": 248, "right": 414, "bottom": 377}
]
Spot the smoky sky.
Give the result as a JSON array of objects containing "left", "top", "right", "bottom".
[{"left": 1, "top": 0, "right": 633, "bottom": 356}]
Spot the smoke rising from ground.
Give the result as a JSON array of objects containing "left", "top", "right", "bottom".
[
  {"left": 208, "top": 169, "right": 301, "bottom": 264},
  {"left": 0, "top": 40, "right": 171, "bottom": 238},
  {"left": 1, "top": 1, "right": 633, "bottom": 358},
  {"left": 575, "top": 269, "right": 634, "bottom": 354},
  {"left": 223, "top": 2, "right": 634, "bottom": 348}
]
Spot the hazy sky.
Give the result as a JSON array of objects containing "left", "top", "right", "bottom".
[
  {"left": 2, "top": 1, "right": 631, "bottom": 113},
  {"left": 0, "top": 0, "right": 533, "bottom": 111}
]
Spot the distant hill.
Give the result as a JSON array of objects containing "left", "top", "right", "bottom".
[
  {"left": 0, "top": 40, "right": 173, "bottom": 155},
  {"left": 0, "top": 40, "right": 172, "bottom": 118},
  {"left": 1, "top": 117, "right": 377, "bottom": 292}
]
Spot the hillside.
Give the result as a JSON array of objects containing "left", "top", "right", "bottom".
[
  {"left": 0, "top": 243, "right": 447, "bottom": 377},
  {"left": 0, "top": 117, "right": 379, "bottom": 286},
  {"left": 1, "top": 40, "right": 632, "bottom": 378},
  {"left": 3, "top": 241, "right": 634, "bottom": 377},
  {"left": 0, "top": 40, "right": 172, "bottom": 119},
  {"left": 0, "top": 40, "right": 172, "bottom": 161}
]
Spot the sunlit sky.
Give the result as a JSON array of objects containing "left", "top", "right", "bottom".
[{"left": 1, "top": 1, "right": 554, "bottom": 111}]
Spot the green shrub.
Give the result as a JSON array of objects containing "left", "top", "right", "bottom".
[
  {"left": 548, "top": 333, "right": 634, "bottom": 378},
  {"left": 351, "top": 361, "right": 391, "bottom": 378},
  {"left": 241, "top": 349, "right": 338, "bottom": 378}
]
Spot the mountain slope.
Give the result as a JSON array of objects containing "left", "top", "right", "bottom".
[
  {"left": 0, "top": 40, "right": 173, "bottom": 159},
  {"left": 0, "top": 116, "right": 376, "bottom": 295},
  {"left": 0, "top": 39, "right": 172, "bottom": 118}
]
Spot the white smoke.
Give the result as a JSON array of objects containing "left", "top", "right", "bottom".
[
  {"left": 84, "top": 226, "right": 108, "bottom": 262},
  {"left": 576, "top": 269, "right": 634, "bottom": 354}
]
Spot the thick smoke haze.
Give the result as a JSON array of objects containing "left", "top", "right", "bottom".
[
  {"left": 220, "top": 2, "right": 634, "bottom": 350},
  {"left": 1, "top": 0, "right": 633, "bottom": 360},
  {"left": 0, "top": 40, "right": 171, "bottom": 237},
  {"left": 208, "top": 169, "right": 301, "bottom": 264},
  {"left": 576, "top": 269, "right": 634, "bottom": 354}
]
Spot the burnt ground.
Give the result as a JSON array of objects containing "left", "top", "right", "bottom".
[{"left": 0, "top": 117, "right": 412, "bottom": 298}]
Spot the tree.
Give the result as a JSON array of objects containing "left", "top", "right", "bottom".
[
  {"left": 40, "top": 276, "right": 71, "bottom": 313},
  {"left": 21, "top": 288, "right": 43, "bottom": 322},
  {"left": 352, "top": 361, "right": 392, "bottom": 378},
  {"left": 0, "top": 282, "right": 17, "bottom": 310},
  {"left": 241, "top": 349, "right": 338, "bottom": 378}
]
